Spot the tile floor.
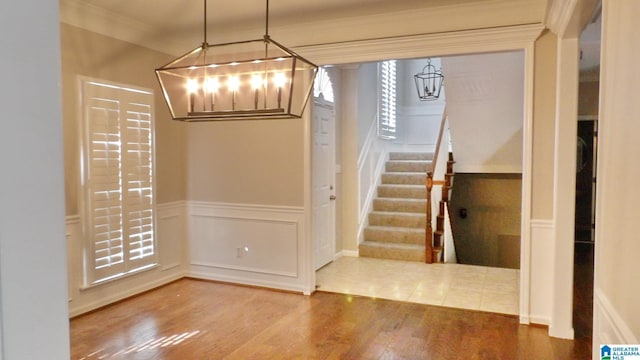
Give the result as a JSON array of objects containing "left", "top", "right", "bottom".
[{"left": 315, "top": 256, "right": 519, "bottom": 315}]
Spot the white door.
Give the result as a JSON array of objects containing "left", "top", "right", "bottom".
[{"left": 312, "top": 100, "right": 336, "bottom": 270}]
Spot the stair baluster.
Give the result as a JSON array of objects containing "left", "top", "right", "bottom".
[{"left": 425, "top": 108, "right": 451, "bottom": 263}]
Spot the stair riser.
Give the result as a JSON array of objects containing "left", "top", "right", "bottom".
[
  {"left": 359, "top": 244, "right": 426, "bottom": 262},
  {"left": 381, "top": 173, "right": 425, "bottom": 185},
  {"left": 377, "top": 186, "right": 426, "bottom": 199},
  {"left": 389, "top": 152, "right": 434, "bottom": 161},
  {"left": 369, "top": 213, "right": 426, "bottom": 228},
  {"left": 373, "top": 199, "right": 427, "bottom": 213},
  {"left": 385, "top": 161, "right": 431, "bottom": 173},
  {"left": 364, "top": 228, "right": 425, "bottom": 245}
]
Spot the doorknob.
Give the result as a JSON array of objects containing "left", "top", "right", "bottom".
[{"left": 329, "top": 195, "right": 337, "bottom": 201}]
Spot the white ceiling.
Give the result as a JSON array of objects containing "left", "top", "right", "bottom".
[
  {"left": 60, "top": 0, "right": 549, "bottom": 56},
  {"left": 579, "top": 10, "right": 601, "bottom": 76},
  {"left": 63, "top": 0, "right": 483, "bottom": 31}
]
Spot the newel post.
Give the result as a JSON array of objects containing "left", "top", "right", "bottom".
[{"left": 425, "top": 172, "right": 434, "bottom": 264}]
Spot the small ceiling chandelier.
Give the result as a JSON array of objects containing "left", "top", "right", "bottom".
[
  {"left": 414, "top": 58, "right": 444, "bottom": 101},
  {"left": 156, "top": 0, "right": 318, "bottom": 121}
]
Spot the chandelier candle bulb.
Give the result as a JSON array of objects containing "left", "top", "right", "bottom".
[
  {"left": 186, "top": 79, "right": 199, "bottom": 113},
  {"left": 205, "top": 77, "right": 219, "bottom": 111},
  {"left": 274, "top": 72, "right": 287, "bottom": 109},
  {"left": 251, "top": 75, "right": 263, "bottom": 109},
  {"left": 228, "top": 76, "right": 240, "bottom": 111}
]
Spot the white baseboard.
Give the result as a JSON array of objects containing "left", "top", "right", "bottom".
[
  {"left": 527, "top": 315, "right": 550, "bottom": 326},
  {"left": 69, "top": 272, "right": 184, "bottom": 317},
  {"left": 187, "top": 271, "right": 311, "bottom": 295},
  {"left": 549, "top": 324, "right": 575, "bottom": 340},
  {"left": 336, "top": 250, "right": 359, "bottom": 258}
]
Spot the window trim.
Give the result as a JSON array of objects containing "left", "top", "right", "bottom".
[{"left": 77, "top": 76, "right": 158, "bottom": 287}]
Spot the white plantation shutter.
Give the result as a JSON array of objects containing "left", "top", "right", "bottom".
[
  {"left": 82, "top": 79, "right": 156, "bottom": 285},
  {"left": 379, "top": 60, "right": 397, "bottom": 139}
]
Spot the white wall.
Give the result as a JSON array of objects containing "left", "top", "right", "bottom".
[
  {"left": 442, "top": 51, "right": 525, "bottom": 173},
  {"left": 593, "top": 0, "right": 640, "bottom": 354},
  {"left": 395, "top": 58, "right": 446, "bottom": 151},
  {"left": 0, "top": 1, "right": 70, "bottom": 358},
  {"left": 356, "top": 63, "right": 380, "bottom": 152}
]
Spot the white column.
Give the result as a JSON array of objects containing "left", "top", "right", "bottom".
[
  {"left": 549, "top": 36, "right": 579, "bottom": 339},
  {"left": 0, "top": 1, "right": 70, "bottom": 358}
]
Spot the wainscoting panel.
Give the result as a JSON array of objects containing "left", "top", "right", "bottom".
[
  {"left": 67, "top": 201, "right": 187, "bottom": 317},
  {"left": 187, "top": 202, "right": 310, "bottom": 294},
  {"left": 593, "top": 288, "right": 639, "bottom": 357},
  {"left": 157, "top": 202, "right": 187, "bottom": 271},
  {"left": 527, "top": 219, "right": 554, "bottom": 325}
]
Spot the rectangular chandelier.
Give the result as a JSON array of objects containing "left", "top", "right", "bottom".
[{"left": 155, "top": 1, "right": 318, "bottom": 121}]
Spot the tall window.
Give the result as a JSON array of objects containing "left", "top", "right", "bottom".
[
  {"left": 80, "top": 79, "right": 156, "bottom": 285},
  {"left": 378, "top": 60, "right": 397, "bottom": 139}
]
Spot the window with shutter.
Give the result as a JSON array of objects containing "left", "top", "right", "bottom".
[
  {"left": 80, "top": 79, "right": 157, "bottom": 285},
  {"left": 378, "top": 60, "right": 397, "bottom": 139}
]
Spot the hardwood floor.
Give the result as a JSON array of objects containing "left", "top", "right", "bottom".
[{"left": 71, "top": 278, "right": 590, "bottom": 359}]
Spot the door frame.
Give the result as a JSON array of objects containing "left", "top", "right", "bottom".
[
  {"left": 311, "top": 88, "right": 337, "bottom": 270},
  {"left": 298, "top": 23, "right": 542, "bottom": 323}
]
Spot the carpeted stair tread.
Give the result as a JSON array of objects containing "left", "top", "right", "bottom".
[
  {"left": 359, "top": 241, "right": 426, "bottom": 262},
  {"left": 377, "top": 184, "right": 427, "bottom": 199},
  {"left": 369, "top": 211, "right": 427, "bottom": 228},
  {"left": 364, "top": 226, "right": 425, "bottom": 245},
  {"left": 381, "top": 172, "right": 426, "bottom": 185},
  {"left": 388, "top": 152, "right": 434, "bottom": 161},
  {"left": 359, "top": 151, "right": 438, "bottom": 263},
  {"left": 385, "top": 160, "right": 432, "bottom": 173},
  {"left": 373, "top": 198, "right": 427, "bottom": 213}
]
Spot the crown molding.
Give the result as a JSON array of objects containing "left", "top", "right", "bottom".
[
  {"left": 60, "top": 0, "right": 546, "bottom": 57},
  {"left": 294, "top": 24, "right": 544, "bottom": 66},
  {"left": 546, "top": 0, "right": 578, "bottom": 37},
  {"left": 59, "top": 0, "right": 181, "bottom": 56},
  {"left": 545, "top": 0, "right": 601, "bottom": 38}
]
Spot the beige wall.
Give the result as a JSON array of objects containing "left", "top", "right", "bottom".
[
  {"left": 339, "top": 67, "right": 361, "bottom": 252},
  {"left": 531, "top": 30, "right": 557, "bottom": 219},
  {"left": 326, "top": 67, "right": 344, "bottom": 254},
  {"left": 186, "top": 119, "right": 305, "bottom": 206},
  {"left": 449, "top": 174, "right": 522, "bottom": 268},
  {"left": 595, "top": 0, "right": 640, "bottom": 341},
  {"left": 61, "top": 23, "right": 186, "bottom": 215}
]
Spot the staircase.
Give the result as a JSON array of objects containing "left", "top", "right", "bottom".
[{"left": 359, "top": 152, "right": 432, "bottom": 262}]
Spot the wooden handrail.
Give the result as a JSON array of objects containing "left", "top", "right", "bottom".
[{"left": 429, "top": 108, "right": 449, "bottom": 178}]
